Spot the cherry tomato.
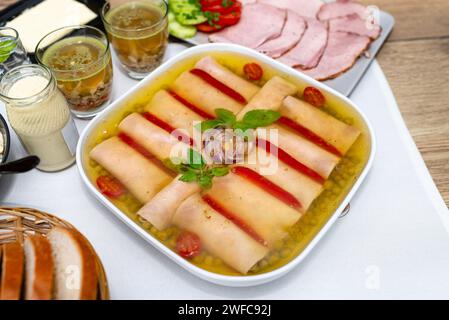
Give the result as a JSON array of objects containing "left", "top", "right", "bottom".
[
  {"left": 243, "top": 63, "right": 264, "bottom": 81},
  {"left": 176, "top": 232, "right": 202, "bottom": 259},
  {"left": 197, "top": 22, "right": 222, "bottom": 33},
  {"left": 303, "top": 86, "right": 326, "bottom": 108},
  {"left": 97, "top": 176, "right": 126, "bottom": 198}
]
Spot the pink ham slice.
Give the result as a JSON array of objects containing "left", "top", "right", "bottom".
[
  {"left": 299, "top": 31, "right": 370, "bottom": 81},
  {"left": 138, "top": 176, "right": 201, "bottom": 231},
  {"left": 209, "top": 3, "right": 286, "bottom": 49},
  {"left": 277, "top": 18, "right": 328, "bottom": 69},
  {"left": 173, "top": 194, "right": 269, "bottom": 274},
  {"left": 207, "top": 173, "right": 301, "bottom": 247},
  {"left": 243, "top": 147, "right": 323, "bottom": 211},
  {"left": 171, "top": 71, "right": 244, "bottom": 114},
  {"left": 258, "top": 0, "right": 323, "bottom": 18},
  {"left": 90, "top": 137, "right": 172, "bottom": 204},
  {"left": 258, "top": 125, "right": 341, "bottom": 179},
  {"left": 329, "top": 14, "right": 381, "bottom": 39},
  {"left": 318, "top": 0, "right": 368, "bottom": 20},
  {"left": 281, "top": 96, "right": 361, "bottom": 154},
  {"left": 119, "top": 113, "right": 190, "bottom": 161},
  {"left": 237, "top": 76, "right": 297, "bottom": 119},
  {"left": 194, "top": 56, "right": 259, "bottom": 102},
  {"left": 146, "top": 90, "right": 204, "bottom": 137},
  {"left": 257, "top": 10, "right": 306, "bottom": 59}
]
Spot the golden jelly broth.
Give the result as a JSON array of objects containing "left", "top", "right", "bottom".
[
  {"left": 84, "top": 52, "right": 372, "bottom": 276},
  {"left": 105, "top": 2, "right": 168, "bottom": 73},
  {"left": 42, "top": 36, "right": 113, "bottom": 111}
]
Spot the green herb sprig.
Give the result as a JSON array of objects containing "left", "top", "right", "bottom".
[
  {"left": 0, "top": 38, "right": 17, "bottom": 64},
  {"left": 164, "top": 148, "right": 229, "bottom": 190},
  {"left": 196, "top": 108, "right": 281, "bottom": 133}
]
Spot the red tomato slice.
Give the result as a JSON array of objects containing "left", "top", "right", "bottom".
[
  {"left": 217, "top": 10, "right": 241, "bottom": 27},
  {"left": 200, "top": 0, "right": 222, "bottom": 6},
  {"left": 202, "top": 1, "right": 242, "bottom": 14},
  {"left": 97, "top": 176, "right": 126, "bottom": 198},
  {"left": 303, "top": 86, "right": 326, "bottom": 108},
  {"left": 176, "top": 232, "right": 202, "bottom": 259},
  {"left": 243, "top": 62, "right": 264, "bottom": 81},
  {"left": 197, "top": 22, "right": 222, "bottom": 33}
]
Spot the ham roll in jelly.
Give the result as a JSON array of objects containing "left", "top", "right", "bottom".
[
  {"left": 281, "top": 96, "right": 361, "bottom": 155},
  {"left": 194, "top": 56, "right": 260, "bottom": 102},
  {"left": 172, "top": 194, "right": 269, "bottom": 274},
  {"left": 90, "top": 137, "right": 172, "bottom": 204},
  {"left": 138, "top": 176, "right": 201, "bottom": 231}
]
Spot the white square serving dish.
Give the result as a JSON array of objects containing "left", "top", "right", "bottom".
[{"left": 77, "top": 43, "right": 376, "bottom": 287}]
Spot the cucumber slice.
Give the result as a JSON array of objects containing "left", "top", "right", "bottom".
[
  {"left": 174, "top": 10, "right": 207, "bottom": 25},
  {"left": 169, "top": 13, "right": 197, "bottom": 39},
  {"left": 169, "top": 0, "right": 199, "bottom": 13}
]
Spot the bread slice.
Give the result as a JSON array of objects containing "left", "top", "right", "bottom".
[
  {"left": 1, "top": 242, "right": 24, "bottom": 300},
  {"left": 47, "top": 227, "right": 98, "bottom": 300},
  {"left": 24, "top": 235, "right": 54, "bottom": 300}
]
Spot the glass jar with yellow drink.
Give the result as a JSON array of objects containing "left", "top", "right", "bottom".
[
  {"left": 36, "top": 26, "right": 113, "bottom": 119},
  {"left": 101, "top": 0, "right": 169, "bottom": 79}
]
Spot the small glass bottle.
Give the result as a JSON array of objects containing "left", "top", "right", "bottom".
[
  {"left": 0, "top": 64, "right": 79, "bottom": 172},
  {"left": 0, "top": 27, "right": 29, "bottom": 77}
]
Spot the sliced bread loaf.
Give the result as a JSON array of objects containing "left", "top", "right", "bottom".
[
  {"left": 1, "top": 242, "right": 24, "bottom": 300},
  {"left": 47, "top": 227, "right": 98, "bottom": 300},
  {"left": 24, "top": 235, "right": 54, "bottom": 300}
]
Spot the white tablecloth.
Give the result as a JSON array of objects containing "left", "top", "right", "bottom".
[{"left": 2, "top": 43, "right": 449, "bottom": 299}]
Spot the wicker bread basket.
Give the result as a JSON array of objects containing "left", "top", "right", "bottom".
[{"left": 0, "top": 207, "right": 109, "bottom": 300}]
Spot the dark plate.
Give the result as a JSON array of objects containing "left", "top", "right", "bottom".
[{"left": 0, "top": 0, "right": 106, "bottom": 62}]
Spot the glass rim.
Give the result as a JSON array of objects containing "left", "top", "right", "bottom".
[
  {"left": 35, "top": 25, "right": 111, "bottom": 73},
  {"left": 101, "top": 0, "right": 168, "bottom": 33},
  {"left": 0, "top": 64, "right": 53, "bottom": 103},
  {"left": 0, "top": 27, "right": 19, "bottom": 50}
]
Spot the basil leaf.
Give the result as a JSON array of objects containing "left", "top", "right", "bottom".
[
  {"left": 196, "top": 119, "right": 223, "bottom": 133},
  {"left": 211, "top": 166, "right": 230, "bottom": 177},
  {"left": 215, "top": 108, "right": 236, "bottom": 125},
  {"left": 241, "top": 110, "right": 281, "bottom": 129},
  {"left": 0, "top": 39, "right": 16, "bottom": 64},
  {"left": 186, "top": 148, "right": 205, "bottom": 169},
  {"left": 180, "top": 171, "right": 198, "bottom": 183},
  {"left": 198, "top": 175, "right": 213, "bottom": 190}
]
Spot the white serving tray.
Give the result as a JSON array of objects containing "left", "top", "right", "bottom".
[
  {"left": 171, "top": 9, "right": 394, "bottom": 97},
  {"left": 76, "top": 43, "right": 376, "bottom": 287}
]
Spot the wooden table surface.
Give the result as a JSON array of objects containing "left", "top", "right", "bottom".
[{"left": 359, "top": 0, "right": 449, "bottom": 207}]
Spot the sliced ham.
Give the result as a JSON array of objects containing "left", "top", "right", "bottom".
[
  {"left": 299, "top": 31, "right": 370, "bottom": 81},
  {"left": 259, "top": 125, "right": 340, "bottom": 178},
  {"left": 209, "top": 3, "right": 286, "bottom": 49},
  {"left": 195, "top": 56, "right": 259, "bottom": 102},
  {"left": 243, "top": 147, "right": 323, "bottom": 211},
  {"left": 237, "top": 76, "right": 297, "bottom": 119},
  {"left": 281, "top": 96, "right": 361, "bottom": 154},
  {"left": 138, "top": 176, "right": 201, "bottom": 231},
  {"left": 146, "top": 90, "right": 204, "bottom": 137},
  {"left": 173, "top": 194, "right": 269, "bottom": 274},
  {"left": 329, "top": 14, "right": 381, "bottom": 39},
  {"left": 277, "top": 18, "right": 328, "bottom": 69},
  {"left": 318, "top": 0, "right": 368, "bottom": 21},
  {"left": 90, "top": 137, "right": 172, "bottom": 203},
  {"left": 257, "top": 10, "right": 306, "bottom": 59},
  {"left": 258, "top": 0, "right": 323, "bottom": 18},
  {"left": 171, "top": 71, "right": 244, "bottom": 115},
  {"left": 119, "top": 113, "right": 189, "bottom": 161},
  {"left": 207, "top": 173, "right": 301, "bottom": 247}
]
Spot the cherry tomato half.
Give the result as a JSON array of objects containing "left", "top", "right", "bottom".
[
  {"left": 243, "top": 63, "right": 264, "bottom": 81},
  {"left": 303, "top": 86, "right": 326, "bottom": 108},
  {"left": 97, "top": 176, "right": 126, "bottom": 198},
  {"left": 176, "top": 232, "right": 202, "bottom": 259}
]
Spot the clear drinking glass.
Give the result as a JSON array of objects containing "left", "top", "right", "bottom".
[
  {"left": 0, "top": 27, "right": 30, "bottom": 77},
  {"left": 35, "top": 25, "right": 114, "bottom": 119},
  {"left": 101, "top": 0, "right": 169, "bottom": 79}
]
